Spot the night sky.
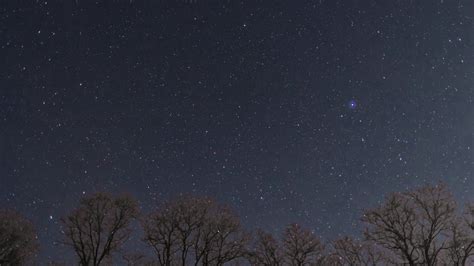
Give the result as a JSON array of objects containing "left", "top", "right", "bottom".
[{"left": 1, "top": 0, "right": 473, "bottom": 263}]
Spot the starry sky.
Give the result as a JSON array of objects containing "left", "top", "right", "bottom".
[{"left": 0, "top": 0, "right": 473, "bottom": 263}]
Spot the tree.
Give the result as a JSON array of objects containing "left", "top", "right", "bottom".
[
  {"left": 142, "top": 196, "right": 208, "bottom": 265},
  {"left": 248, "top": 224, "right": 325, "bottom": 266},
  {"left": 248, "top": 230, "right": 283, "bottom": 266},
  {"left": 0, "top": 209, "right": 38, "bottom": 264},
  {"left": 194, "top": 204, "right": 249, "bottom": 265},
  {"left": 61, "top": 192, "right": 139, "bottom": 266},
  {"left": 444, "top": 203, "right": 474, "bottom": 266},
  {"left": 142, "top": 195, "right": 249, "bottom": 266},
  {"left": 122, "top": 252, "right": 156, "bottom": 266},
  {"left": 332, "top": 236, "right": 385, "bottom": 266},
  {"left": 282, "top": 223, "right": 325, "bottom": 266},
  {"left": 445, "top": 218, "right": 474, "bottom": 265},
  {"left": 362, "top": 184, "right": 455, "bottom": 266}
]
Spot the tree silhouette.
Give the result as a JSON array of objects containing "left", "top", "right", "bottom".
[
  {"left": 6, "top": 183, "right": 474, "bottom": 265},
  {"left": 362, "top": 184, "right": 456, "bottom": 266},
  {"left": 331, "top": 236, "right": 386, "bottom": 266},
  {"left": 122, "top": 251, "right": 154, "bottom": 266},
  {"left": 248, "top": 229, "right": 283, "bottom": 266},
  {"left": 142, "top": 195, "right": 249, "bottom": 266},
  {"left": 0, "top": 209, "right": 38, "bottom": 264},
  {"left": 282, "top": 223, "right": 325, "bottom": 266},
  {"left": 444, "top": 204, "right": 474, "bottom": 266},
  {"left": 248, "top": 224, "right": 325, "bottom": 266},
  {"left": 61, "top": 193, "right": 139, "bottom": 266}
]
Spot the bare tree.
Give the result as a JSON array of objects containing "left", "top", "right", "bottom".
[
  {"left": 122, "top": 252, "right": 157, "bottom": 266},
  {"left": 248, "top": 230, "right": 283, "bottom": 266},
  {"left": 143, "top": 196, "right": 211, "bottom": 265},
  {"left": 194, "top": 205, "right": 249, "bottom": 265},
  {"left": 362, "top": 184, "right": 455, "bottom": 266},
  {"left": 142, "top": 205, "right": 179, "bottom": 266},
  {"left": 322, "top": 253, "right": 346, "bottom": 265},
  {"left": 282, "top": 223, "right": 325, "bottom": 266},
  {"left": 143, "top": 195, "right": 249, "bottom": 266},
  {"left": 444, "top": 218, "right": 473, "bottom": 266},
  {"left": 444, "top": 203, "right": 474, "bottom": 266},
  {"left": 248, "top": 224, "right": 325, "bottom": 266},
  {"left": 61, "top": 192, "right": 139, "bottom": 266},
  {"left": 0, "top": 209, "right": 38, "bottom": 265},
  {"left": 332, "top": 236, "right": 385, "bottom": 266},
  {"left": 174, "top": 197, "right": 210, "bottom": 265}
]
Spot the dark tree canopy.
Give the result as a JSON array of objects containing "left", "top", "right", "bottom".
[
  {"left": 5, "top": 183, "right": 474, "bottom": 265},
  {"left": 282, "top": 223, "right": 325, "bottom": 266},
  {"left": 0, "top": 209, "right": 39, "bottom": 265},
  {"left": 248, "top": 224, "right": 325, "bottom": 266},
  {"left": 331, "top": 236, "right": 386, "bottom": 266},
  {"left": 142, "top": 195, "right": 249, "bottom": 266},
  {"left": 61, "top": 193, "right": 139, "bottom": 266},
  {"left": 248, "top": 229, "right": 283, "bottom": 266},
  {"left": 363, "top": 184, "right": 456, "bottom": 265}
]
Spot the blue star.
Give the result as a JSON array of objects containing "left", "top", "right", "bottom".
[{"left": 348, "top": 100, "right": 357, "bottom": 109}]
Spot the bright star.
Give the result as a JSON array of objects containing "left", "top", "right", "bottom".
[{"left": 348, "top": 100, "right": 357, "bottom": 109}]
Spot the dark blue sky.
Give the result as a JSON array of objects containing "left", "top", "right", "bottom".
[{"left": 1, "top": 0, "right": 472, "bottom": 263}]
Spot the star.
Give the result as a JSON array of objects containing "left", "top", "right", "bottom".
[{"left": 348, "top": 100, "right": 357, "bottom": 110}]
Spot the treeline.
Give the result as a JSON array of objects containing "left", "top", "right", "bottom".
[{"left": 2, "top": 184, "right": 474, "bottom": 265}]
